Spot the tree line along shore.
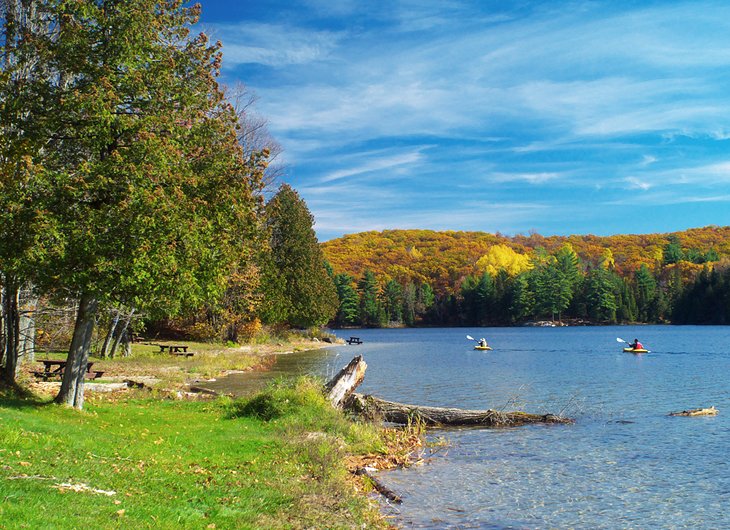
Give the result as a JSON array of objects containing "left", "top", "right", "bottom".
[{"left": 323, "top": 227, "right": 730, "bottom": 328}]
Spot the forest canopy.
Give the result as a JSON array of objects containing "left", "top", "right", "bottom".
[{"left": 322, "top": 226, "right": 730, "bottom": 327}]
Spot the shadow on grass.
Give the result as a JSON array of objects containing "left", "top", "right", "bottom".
[{"left": 0, "top": 382, "right": 51, "bottom": 409}]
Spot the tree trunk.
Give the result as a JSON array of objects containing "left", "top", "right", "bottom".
[
  {"left": 109, "top": 308, "right": 134, "bottom": 358},
  {"left": 1, "top": 277, "right": 21, "bottom": 386},
  {"left": 120, "top": 326, "right": 132, "bottom": 357},
  {"left": 346, "top": 393, "right": 574, "bottom": 427},
  {"left": 99, "top": 309, "right": 120, "bottom": 359},
  {"left": 55, "top": 294, "right": 98, "bottom": 409},
  {"left": 18, "top": 291, "right": 38, "bottom": 364}
]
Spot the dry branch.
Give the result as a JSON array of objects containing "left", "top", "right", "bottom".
[{"left": 669, "top": 406, "right": 718, "bottom": 417}]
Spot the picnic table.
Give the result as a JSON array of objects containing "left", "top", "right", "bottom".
[
  {"left": 32, "top": 360, "right": 104, "bottom": 381},
  {"left": 158, "top": 344, "right": 194, "bottom": 357},
  {"left": 346, "top": 337, "right": 363, "bottom": 345}
]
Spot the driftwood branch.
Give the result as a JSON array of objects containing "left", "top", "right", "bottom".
[
  {"left": 669, "top": 406, "right": 718, "bottom": 417},
  {"left": 354, "top": 467, "right": 402, "bottom": 504},
  {"left": 346, "top": 393, "right": 573, "bottom": 427}
]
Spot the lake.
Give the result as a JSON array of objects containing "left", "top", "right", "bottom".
[{"left": 208, "top": 326, "right": 730, "bottom": 528}]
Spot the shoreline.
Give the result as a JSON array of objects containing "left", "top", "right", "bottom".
[{"left": 6, "top": 337, "right": 417, "bottom": 528}]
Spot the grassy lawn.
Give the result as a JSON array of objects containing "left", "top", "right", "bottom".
[{"left": 0, "top": 378, "right": 402, "bottom": 529}]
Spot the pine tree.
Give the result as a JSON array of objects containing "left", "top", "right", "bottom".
[
  {"left": 358, "top": 270, "right": 381, "bottom": 326},
  {"left": 333, "top": 273, "right": 360, "bottom": 326},
  {"left": 262, "top": 184, "right": 338, "bottom": 328}
]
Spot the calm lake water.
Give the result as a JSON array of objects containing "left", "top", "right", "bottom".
[{"left": 207, "top": 326, "right": 730, "bottom": 529}]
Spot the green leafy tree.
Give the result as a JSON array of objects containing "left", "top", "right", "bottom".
[
  {"left": 262, "top": 184, "right": 338, "bottom": 328},
  {"left": 15, "top": 1, "right": 266, "bottom": 408}
]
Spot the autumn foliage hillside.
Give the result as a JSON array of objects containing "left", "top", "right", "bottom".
[{"left": 322, "top": 226, "right": 730, "bottom": 296}]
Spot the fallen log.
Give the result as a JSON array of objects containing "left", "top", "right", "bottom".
[
  {"left": 324, "top": 356, "right": 573, "bottom": 427},
  {"left": 345, "top": 393, "right": 573, "bottom": 427},
  {"left": 669, "top": 406, "right": 718, "bottom": 417}
]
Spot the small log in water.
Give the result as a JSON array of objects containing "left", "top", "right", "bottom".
[
  {"left": 669, "top": 406, "right": 718, "bottom": 417},
  {"left": 346, "top": 393, "right": 573, "bottom": 427}
]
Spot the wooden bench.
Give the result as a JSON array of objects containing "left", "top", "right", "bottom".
[
  {"left": 170, "top": 352, "right": 194, "bottom": 358},
  {"left": 346, "top": 337, "right": 363, "bottom": 345}
]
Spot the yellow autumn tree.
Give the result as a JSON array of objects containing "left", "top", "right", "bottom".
[
  {"left": 476, "top": 244, "right": 533, "bottom": 277},
  {"left": 601, "top": 248, "right": 615, "bottom": 269}
]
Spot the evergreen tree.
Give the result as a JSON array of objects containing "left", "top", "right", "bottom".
[
  {"left": 333, "top": 273, "right": 360, "bottom": 326},
  {"left": 530, "top": 261, "right": 572, "bottom": 321},
  {"left": 508, "top": 273, "right": 534, "bottom": 322},
  {"left": 262, "top": 184, "right": 338, "bottom": 328},
  {"left": 634, "top": 264, "right": 657, "bottom": 322},
  {"left": 358, "top": 270, "right": 382, "bottom": 326},
  {"left": 663, "top": 235, "right": 684, "bottom": 265},
  {"left": 402, "top": 282, "right": 417, "bottom": 326},
  {"left": 584, "top": 268, "right": 618, "bottom": 322},
  {"left": 416, "top": 283, "right": 436, "bottom": 323},
  {"left": 381, "top": 279, "right": 403, "bottom": 324}
]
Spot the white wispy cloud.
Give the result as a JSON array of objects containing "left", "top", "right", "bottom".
[
  {"left": 318, "top": 148, "right": 426, "bottom": 183},
  {"left": 489, "top": 172, "right": 561, "bottom": 185},
  {"left": 207, "top": 22, "right": 342, "bottom": 67},
  {"left": 624, "top": 177, "right": 652, "bottom": 191}
]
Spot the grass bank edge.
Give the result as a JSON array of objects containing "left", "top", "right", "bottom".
[{"left": 0, "top": 377, "right": 421, "bottom": 529}]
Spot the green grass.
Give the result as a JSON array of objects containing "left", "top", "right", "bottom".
[{"left": 0, "top": 379, "right": 390, "bottom": 529}]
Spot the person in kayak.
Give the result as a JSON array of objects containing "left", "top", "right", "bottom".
[
  {"left": 479, "top": 338, "right": 488, "bottom": 347},
  {"left": 629, "top": 338, "right": 643, "bottom": 350}
]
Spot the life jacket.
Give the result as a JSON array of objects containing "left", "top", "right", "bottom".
[{"left": 634, "top": 341, "right": 643, "bottom": 349}]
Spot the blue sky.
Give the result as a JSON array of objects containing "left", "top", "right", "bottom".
[{"left": 198, "top": 1, "right": 730, "bottom": 241}]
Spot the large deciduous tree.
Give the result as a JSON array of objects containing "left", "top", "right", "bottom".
[
  {"left": 4, "top": 0, "right": 265, "bottom": 407},
  {"left": 261, "top": 184, "right": 337, "bottom": 328}
]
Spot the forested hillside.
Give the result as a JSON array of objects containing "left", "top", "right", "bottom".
[{"left": 322, "top": 226, "right": 730, "bottom": 327}]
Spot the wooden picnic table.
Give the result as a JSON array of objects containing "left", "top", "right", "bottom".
[
  {"left": 157, "top": 344, "right": 195, "bottom": 358},
  {"left": 158, "top": 344, "right": 189, "bottom": 353},
  {"left": 33, "top": 360, "right": 104, "bottom": 380}
]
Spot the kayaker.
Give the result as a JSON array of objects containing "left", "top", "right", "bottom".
[
  {"left": 479, "top": 338, "right": 488, "bottom": 347},
  {"left": 629, "top": 338, "right": 643, "bottom": 350}
]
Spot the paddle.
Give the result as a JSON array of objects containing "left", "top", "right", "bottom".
[
  {"left": 616, "top": 337, "right": 626, "bottom": 343},
  {"left": 466, "top": 335, "right": 476, "bottom": 341}
]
